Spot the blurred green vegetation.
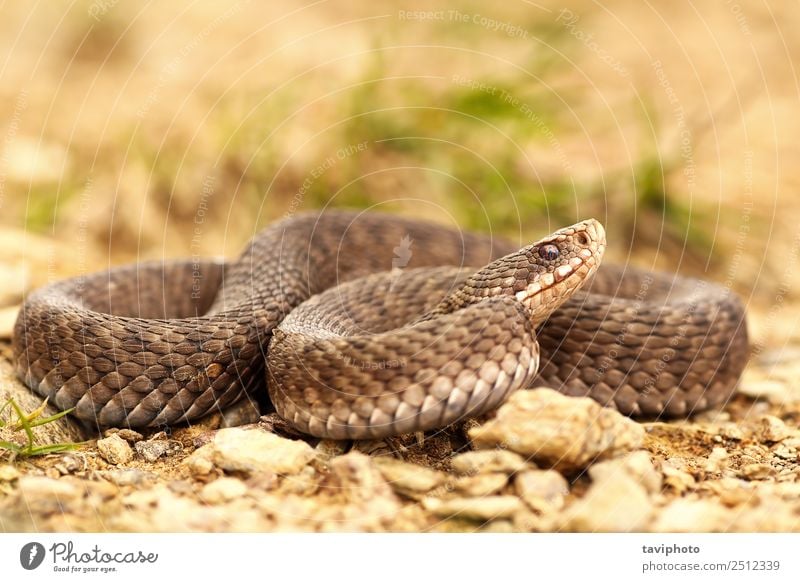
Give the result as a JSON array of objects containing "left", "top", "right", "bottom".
[{"left": 0, "top": 0, "right": 786, "bottom": 293}]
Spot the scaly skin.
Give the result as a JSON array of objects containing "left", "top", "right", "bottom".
[
  {"left": 268, "top": 219, "right": 604, "bottom": 438},
  {"left": 12, "top": 211, "right": 748, "bottom": 437}
]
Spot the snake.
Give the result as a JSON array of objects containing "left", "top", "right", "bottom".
[{"left": 12, "top": 210, "right": 749, "bottom": 439}]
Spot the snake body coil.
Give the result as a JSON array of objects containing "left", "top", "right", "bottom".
[{"left": 12, "top": 211, "right": 749, "bottom": 438}]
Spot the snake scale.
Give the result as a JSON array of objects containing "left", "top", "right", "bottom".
[{"left": 12, "top": 211, "right": 749, "bottom": 439}]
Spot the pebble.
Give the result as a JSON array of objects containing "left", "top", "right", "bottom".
[
  {"left": 200, "top": 477, "right": 249, "bottom": 504},
  {"left": 741, "top": 463, "right": 777, "bottom": 480},
  {"left": 206, "top": 427, "right": 316, "bottom": 475},
  {"left": 97, "top": 434, "right": 134, "bottom": 465},
  {"left": 423, "top": 495, "right": 523, "bottom": 521},
  {"left": 481, "top": 519, "right": 516, "bottom": 533},
  {"left": 780, "top": 437, "right": 800, "bottom": 448},
  {"left": 514, "top": 470, "right": 569, "bottom": 512},
  {"left": 737, "top": 378, "right": 787, "bottom": 403},
  {"left": 772, "top": 444, "right": 798, "bottom": 461},
  {"left": 116, "top": 429, "right": 144, "bottom": 443},
  {"left": 449, "top": 449, "right": 530, "bottom": 475},
  {"left": 653, "top": 498, "right": 731, "bottom": 532},
  {"left": 0, "top": 464, "right": 20, "bottom": 481},
  {"left": 96, "top": 469, "right": 157, "bottom": 487},
  {"left": 17, "top": 475, "right": 81, "bottom": 497},
  {"left": 589, "top": 451, "right": 663, "bottom": 495},
  {"left": 53, "top": 454, "right": 85, "bottom": 475},
  {"left": 755, "top": 415, "right": 791, "bottom": 443},
  {"left": 373, "top": 457, "right": 446, "bottom": 494},
  {"left": 771, "top": 482, "right": 800, "bottom": 499},
  {"left": 167, "top": 480, "right": 194, "bottom": 496},
  {"left": 450, "top": 473, "right": 508, "bottom": 497},
  {"left": 661, "top": 462, "right": 696, "bottom": 493},
  {"left": 328, "top": 453, "right": 402, "bottom": 529},
  {"left": 245, "top": 471, "right": 279, "bottom": 492},
  {"left": 135, "top": 439, "right": 181, "bottom": 462},
  {"left": 703, "top": 478, "right": 754, "bottom": 507},
  {"left": 757, "top": 346, "right": 800, "bottom": 366},
  {"left": 703, "top": 447, "right": 730, "bottom": 474},
  {"left": 186, "top": 454, "right": 215, "bottom": 478},
  {"left": 718, "top": 423, "right": 744, "bottom": 440},
  {"left": 278, "top": 465, "right": 318, "bottom": 495},
  {"left": 15, "top": 476, "right": 84, "bottom": 514},
  {"left": 469, "top": 388, "right": 645, "bottom": 472},
  {"left": 732, "top": 500, "right": 800, "bottom": 531},
  {"left": 562, "top": 472, "right": 653, "bottom": 532},
  {"left": 330, "top": 452, "right": 396, "bottom": 504}
]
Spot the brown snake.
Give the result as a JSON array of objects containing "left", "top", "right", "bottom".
[{"left": 12, "top": 211, "right": 749, "bottom": 439}]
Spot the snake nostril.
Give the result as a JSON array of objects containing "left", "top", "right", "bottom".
[{"left": 575, "top": 232, "right": 590, "bottom": 246}]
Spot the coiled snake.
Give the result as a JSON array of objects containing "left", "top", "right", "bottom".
[{"left": 13, "top": 211, "right": 749, "bottom": 439}]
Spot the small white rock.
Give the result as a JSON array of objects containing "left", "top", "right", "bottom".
[
  {"left": 703, "top": 447, "right": 730, "bottom": 474},
  {"left": 741, "top": 463, "right": 776, "bottom": 480},
  {"left": 562, "top": 473, "right": 653, "bottom": 532},
  {"left": 16, "top": 476, "right": 84, "bottom": 514},
  {"left": 451, "top": 473, "right": 508, "bottom": 497},
  {"left": 186, "top": 453, "right": 215, "bottom": 477},
  {"left": 0, "top": 464, "right": 20, "bottom": 481},
  {"left": 200, "top": 477, "right": 248, "bottom": 504},
  {"left": 135, "top": 440, "right": 179, "bottom": 462},
  {"left": 373, "top": 457, "right": 446, "bottom": 494},
  {"left": 469, "top": 389, "right": 645, "bottom": 472},
  {"left": 589, "top": 451, "right": 663, "bottom": 495},
  {"left": 738, "top": 378, "right": 787, "bottom": 403},
  {"left": 662, "top": 463, "right": 696, "bottom": 494},
  {"left": 423, "top": 495, "right": 523, "bottom": 521},
  {"left": 514, "top": 470, "right": 569, "bottom": 512},
  {"left": 755, "top": 415, "right": 791, "bottom": 443},
  {"left": 209, "top": 428, "right": 316, "bottom": 475},
  {"left": 450, "top": 449, "right": 530, "bottom": 475},
  {"left": 653, "top": 498, "right": 732, "bottom": 532},
  {"left": 97, "top": 434, "right": 134, "bottom": 465}
]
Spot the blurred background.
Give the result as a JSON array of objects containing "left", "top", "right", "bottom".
[{"left": 0, "top": 0, "right": 798, "bottom": 347}]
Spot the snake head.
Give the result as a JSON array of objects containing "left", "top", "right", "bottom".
[
  {"left": 515, "top": 218, "right": 606, "bottom": 324},
  {"left": 430, "top": 219, "right": 605, "bottom": 325}
]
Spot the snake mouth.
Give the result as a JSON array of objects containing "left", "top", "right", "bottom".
[{"left": 515, "top": 254, "right": 586, "bottom": 302}]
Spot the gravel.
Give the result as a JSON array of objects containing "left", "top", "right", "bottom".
[{"left": 1, "top": 328, "right": 800, "bottom": 532}]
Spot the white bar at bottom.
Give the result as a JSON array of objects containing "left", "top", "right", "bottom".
[{"left": 1, "top": 533, "right": 796, "bottom": 581}]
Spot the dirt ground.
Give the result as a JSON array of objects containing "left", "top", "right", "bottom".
[{"left": 1, "top": 308, "right": 799, "bottom": 532}]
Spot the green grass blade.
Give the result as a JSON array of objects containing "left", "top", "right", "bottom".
[
  {"left": 0, "top": 398, "right": 80, "bottom": 459},
  {"left": 0, "top": 440, "right": 23, "bottom": 453},
  {"left": 26, "top": 443, "right": 79, "bottom": 456},
  {"left": 28, "top": 407, "right": 75, "bottom": 428},
  {"left": 8, "top": 399, "right": 35, "bottom": 453},
  {"left": 0, "top": 399, "right": 11, "bottom": 427}
]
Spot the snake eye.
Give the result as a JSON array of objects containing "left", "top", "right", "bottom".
[{"left": 538, "top": 244, "right": 559, "bottom": 261}]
